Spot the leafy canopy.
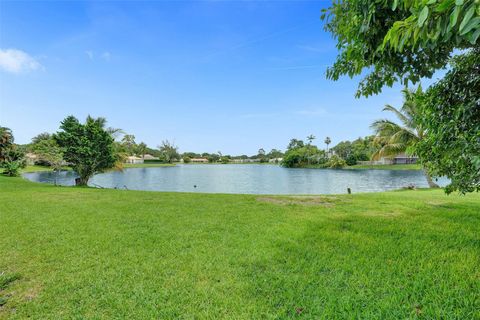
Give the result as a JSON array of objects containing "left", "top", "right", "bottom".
[
  {"left": 322, "top": 0, "right": 480, "bottom": 97},
  {"left": 55, "top": 116, "right": 116, "bottom": 185},
  {"left": 415, "top": 48, "right": 480, "bottom": 193}
]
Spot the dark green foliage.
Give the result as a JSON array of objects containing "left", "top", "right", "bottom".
[
  {"left": 0, "top": 127, "right": 26, "bottom": 176},
  {"left": 416, "top": 49, "right": 480, "bottom": 194},
  {"left": 54, "top": 116, "right": 116, "bottom": 186},
  {"left": 1, "top": 161, "right": 23, "bottom": 177},
  {"left": 182, "top": 156, "right": 191, "bottom": 163},
  {"left": 282, "top": 139, "right": 328, "bottom": 168},
  {"left": 322, "top": 0, "right": 479, "bottom": 97},
  {"left": 332, "top": 136, "right": 377, "bottom": 165}
]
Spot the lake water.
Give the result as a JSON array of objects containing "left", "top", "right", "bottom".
[{"left": 23, "top": 164, "right": 447, "bottom": 194}]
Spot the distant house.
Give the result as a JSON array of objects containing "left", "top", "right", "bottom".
[
  {"left": 231, "top": 158, "right": 260, "bottom": 163},
  {"left": 268, "top": 158, "right": 283, "bottom": 163},
  {"left": 357, "top": 153, "right": 418, "bottom": 165},
  {"left": 142, "top": 154, "right": 159, "bottom": 160},
  {"left": 125, "top": 156, "right": 144, "bottom": 164},
  {"left": 191, "top": 158, "right": 209, "bottom": 163},
  {"left": 393, "top": 153, "right": 418, "bottom": 164}
]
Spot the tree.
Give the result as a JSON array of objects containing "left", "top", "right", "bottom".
[
  {"left": 0, "top": 126, "right": 25, "bottom": 176},
  {"left": 33, "top": 139, "right": 64, "bottom": 184},
  {"left": 158, "top": 140, "right": 179, "bottom": 163},
  {"left": 287, "top": 139, "right": 304, "bottom": 150},
  {"left": 267, "top": 149, "right": 284, "bottom": 160},
  {"left": 324, "top": 137, "right": 331, "bottom": 152},
  {"left": 136, "top": 142, "right": 147, "bottom": 159},
  {"left": 31, "top": 132, "right": 51, "bottom": 145},
  {"left": 0, "top": 127, "right": 14, "bottom": 163},
  {"left": 321, "top": 0, "right": 480, "bottom": 97},
  {"left": 55, "top": 116, "right": 117, "bottom": 186},
  {"left": 122, "top": 134, "right": 136, "bottom": 155},
  {"left": 33, "top": 139, "right": 63, "bottom": 170},
  {"left": 415, "top": 49, "right": 480, "bottom": 193},
  {"left": 371, "top": 87, "right": 438, "bottom": 188},
  {"left": 306, "top": 134, "right": 316, "bottom": 145}
]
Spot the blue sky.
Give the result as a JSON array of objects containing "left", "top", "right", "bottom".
[{"left": 1, "top": 1, "right": 418, "bottom": 155}]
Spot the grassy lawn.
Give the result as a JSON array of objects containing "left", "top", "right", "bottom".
[
  {"left": 1, "top": 176, "right": 479, "bottom": 318},
  {"left": 347, "top": 163, "right": 423, "bottom": 170}
]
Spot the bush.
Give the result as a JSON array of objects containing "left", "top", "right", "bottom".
[
  {"left": 346, "top": 155, "right": 357, "bottom": 166},
  {"left": 182, "top": 156, "right": 191, "bottom": 163},
  {"left": 2, "top": 161, "right": 23, "bottom": 176},
  {"left": 327, "top": 155, "right": 347, "bottom": 169}
]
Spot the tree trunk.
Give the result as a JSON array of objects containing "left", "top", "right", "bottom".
[
  {"left": 424, "top": 170, "right": 439, "bottom": 188},
  {"left": 75, "top": 176, "right": 90, "bottom": 186}
]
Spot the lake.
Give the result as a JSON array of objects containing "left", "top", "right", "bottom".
[{"left": 23, "top": 164, "right": 447, "bottom": 194}]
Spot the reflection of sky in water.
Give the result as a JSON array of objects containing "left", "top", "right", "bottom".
[{"left": 23, "top": 164, "right": 449, "bottom": 195}]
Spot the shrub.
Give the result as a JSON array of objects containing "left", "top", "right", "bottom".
[
  {"left": 2, "top": 161, "right": 23, "bottom": 176},
  {"left": 183, "top": 156, "right": 191, "bottom": 163},
  {"left": 327, "top": 155, "right": 347, "bottom": 169}
]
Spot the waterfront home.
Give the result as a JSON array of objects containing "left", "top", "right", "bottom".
[{"left": 125, "top": 156, "right": 144, "bottom": 164}]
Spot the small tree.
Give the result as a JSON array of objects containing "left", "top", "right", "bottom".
[
  {"left": 55, "top": 116, "right": 116, "bottom": 186},
  {"left": 158, "top": 140, "right": 179, "bottom": 163}
]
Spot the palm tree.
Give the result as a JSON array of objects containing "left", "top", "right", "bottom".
[
  {"left": 324, "top": 137, "right": 331, "bottom": 152},
  {"left": 306, "top": 134, "right": 316, "bottom": 146},
  {"left": 0, "top": 127, "right": 14, "bottom": 163},
  {"left": 137, "top": 142, "right": 147, "bottom": 159},
  {"left": 371, "top": 87, "right": 438, "bottom": 188}
]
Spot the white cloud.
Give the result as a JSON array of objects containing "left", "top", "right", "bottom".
[
  {"left": 85, "top": 50, "right": 94, "bottom": 60},
  {"left": 0, "top": 49, "right": 43, "bottom": 74},
  {"left": 101, "top": 51, "right": 111, "bottom": 61}
]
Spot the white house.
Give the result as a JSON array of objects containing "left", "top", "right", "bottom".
[{"left": 125, "top": 156, "right": 144, "bottom": 164}]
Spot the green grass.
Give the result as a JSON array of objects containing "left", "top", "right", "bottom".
[
  {"left": 1, "top": 176, "right": 479, "bottom": 319},
  {"left": 348, "top": 163, "right": 422, "bottom": 170}
]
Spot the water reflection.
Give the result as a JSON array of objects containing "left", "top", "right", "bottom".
[{"left": 23, "top": 164, "right": 448, "bottom": 195}]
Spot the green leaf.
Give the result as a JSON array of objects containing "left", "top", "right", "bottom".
[
  {"left": 448, "top": 6, "right": 460, "bottom": 31},
  {"left": 468, "top": 28, "right": 480, "bottom": 44},
  {"left": 460, "top": 17, "right": 480, "bottom": 35},
  {"left": 418, "top": 6, "right": 430, "bottom": 27},
  {"left": 455, "top": 0, "right": 463, "bottom": 5},
  {"left": 392, "top": 0, "right": 398, "bottom": 10},
  {"left": 427, "top": 0, "right": 436, "bottom": 4},
  {"left": 459, "top": 5, "right": 476, "bottom": 32},
  {"left": 435, "top": 0, "right": 455, "bottom": 13}
]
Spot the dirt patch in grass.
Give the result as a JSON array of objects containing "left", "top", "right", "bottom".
[
  {"left": 256, "top": 196, "right": 340, "bottom": 207},
  {"left": 0, "top": 272, "right": 20, "bottom": 308}
]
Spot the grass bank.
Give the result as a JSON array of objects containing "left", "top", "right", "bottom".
[
  {"left": 347, "top": 164, "right": 422, "bottom": 170},
  {"left": 1, "top": 176, "right": 479, "bottom": 318}
]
